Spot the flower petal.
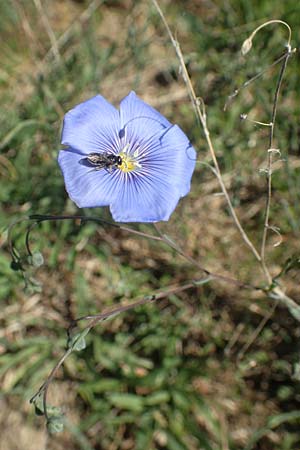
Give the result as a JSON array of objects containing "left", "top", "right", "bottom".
[
  {"left": 58, "top": 149, "right": 122, "bottom": 207},
  {"left": 110, "top": 171, "right": 181, "bottom": 222},
  {"left": 61, "top": 95, "right": 120, "bottom": 155},
  {"left": 129, "top": 123, "right": 196, "bottom": 195},
  {"left": 119, "top": 91, "right": 172, "bottom": 147},
  {"left": 148, "top": 124, "right": 196, "bottom": 197},
  {"left": 58, "top": 92, "right": 196, "bottom": 222}
]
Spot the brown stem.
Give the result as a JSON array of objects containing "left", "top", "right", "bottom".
[{"left": 260, "top": 48, "right": 292, "bottom": 282}]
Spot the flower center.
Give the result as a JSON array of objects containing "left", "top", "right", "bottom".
[{"left": 118, "top": 145, "right": 141, "bottom": 173}]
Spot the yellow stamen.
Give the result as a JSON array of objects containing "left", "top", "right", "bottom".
[{"left": 118, "top": 148, "right": 141, "bottom": 173}]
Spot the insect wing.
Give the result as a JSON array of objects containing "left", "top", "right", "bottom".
[{"left": 86, "top": 153, "right": 108, "bottom": 167}]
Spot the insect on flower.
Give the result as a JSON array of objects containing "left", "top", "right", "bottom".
[
  {"left": 84, "top": 152, "right": 123, "bottom": 172},
  {"left": 58, "top": 91, "right": 196, "bottom": 222}
]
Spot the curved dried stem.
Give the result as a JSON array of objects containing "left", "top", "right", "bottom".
[{"left": 241, "top": 20, "right": 291, "bottom": 55}]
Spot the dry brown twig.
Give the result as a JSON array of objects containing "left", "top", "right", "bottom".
[{"left": 32, "top": 0, "right": 61, "bottom": 64}]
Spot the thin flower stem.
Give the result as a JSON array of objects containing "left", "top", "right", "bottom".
[
  {"left": 224, "top": 51, "right": 293, "bottom": 110},
  {"left": 25, "top": 222, "right": 39, "bottom": 256},
  {"left": 151, "top": 0, "right": 261, "bottom": 263},
  {"left": 85, "top": 281, "right": 197, "bottom": 327},
  {"left": 30, "top": 346, "right": 75, "bottom": 421},
  {"left": 260, "top": 49, "right": 291, "bottom": 283},
  {"left": 28, "top": 213, "right": 162, "bottom": 241},
  {"left": 33, "top": 0, "right": 61, "bottom": 64},
  {"left": 29, "top": 215, "right": 261, "bottom": 290}
]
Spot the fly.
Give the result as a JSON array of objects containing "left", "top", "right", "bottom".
[{"left": 84, "top": 152, "right": 123, "bottom": 173}]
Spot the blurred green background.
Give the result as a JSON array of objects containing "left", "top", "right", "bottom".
[{"left": 1, "top": 1, "right": 300, "bottom": 449}]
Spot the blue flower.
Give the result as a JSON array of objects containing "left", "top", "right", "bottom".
[{"left": 58, "top": 92, "right": 196, "bottom": 222}]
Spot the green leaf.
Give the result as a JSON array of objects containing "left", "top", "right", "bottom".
[
  {"left": 108, "top": 393, "right": 144, "bottom": 412},
  {"left": 73, "top": 335, "right": 87, "bottom": 351},
  {"left": 67, "top": 328, "right": 90, "bottom": 351},
  {"left": 144, "top": 391, "right": 170, "bottom": 406},
  {"left": 32, "top": 395, "right": 44, "bottom": 416},
  {"left": 47, "top": 416, "right": 64, "bottom": 434},
  {"left": 80, "top": 378, "right": 122, "bottom": 394},
  {"left": 47, "top": 405, "right": 63, "bottom": 418}
]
